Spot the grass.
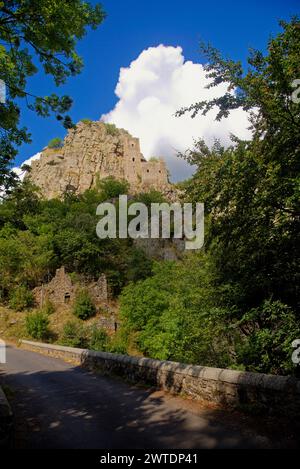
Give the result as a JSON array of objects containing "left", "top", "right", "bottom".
[
  {"left": 0, "top": 307, "right": 28, "bottom": 341},
  {"left": 0, "top": 302, "right": 120, "bottom": 346}
]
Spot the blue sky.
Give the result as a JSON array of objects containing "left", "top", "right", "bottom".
[{"left": 15, "top": 0, "right": 299, "bottom": 170}]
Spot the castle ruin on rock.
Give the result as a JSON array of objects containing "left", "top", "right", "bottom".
[{"left": 27, "top": 121, "right": 170, "bottom": 199}]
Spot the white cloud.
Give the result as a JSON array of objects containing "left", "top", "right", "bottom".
[
  {"left": 0, "top": 152, "right": 41, "bottom": 198},
  {"left": 102, "top": 45, "right": 252, "bottom": 181}
]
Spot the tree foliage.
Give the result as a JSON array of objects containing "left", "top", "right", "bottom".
[
  {"left": 9, "top": 284, "right": 34, "bottom": 311},
  {"left": 120, "top": 257, "right": 234, "bottom": 368},
  {"left": 73, "top": 289, "right": 96, "bottom": 320},
  {"left": 26, "top": 310, "right": 49, "bottom": 339},
  {"left": 179, "top": 18, "right": 300, "bottom": 314}
]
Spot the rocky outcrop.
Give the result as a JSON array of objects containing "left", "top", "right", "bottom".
[
  {"left": 27, "top": 121, "right": 170, "bottom": 199},
  {"left": 134, "top": 238, "right": 185, "bottom": 261}
]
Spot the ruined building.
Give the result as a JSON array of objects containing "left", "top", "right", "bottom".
[
  {"left": 33, "top": 267, "right": 108, "bottom": 308},
  {"left": 27, "top": 121, "right": 170, "bottom": 199}
]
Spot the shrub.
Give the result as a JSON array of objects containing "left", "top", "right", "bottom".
[
  {"left": 41, "top": 299, "right": 55, "bottom": 315},
  {"left": 21, "top": 163, "right": 32, "bottom": 173},
  {"left": 235, "top": 300, "right": 300, "bottom": 375},
  {"left": 88, "top": 325, "right": 110, "bottom": 351},
  {"left": 119, "top": 258, "right": 232, "bottom": 366},
  {"left": 108, "top": 330, "right": 128, "bottom": 355},
  {"left": 80, "top": 118, "right": 92, "bottom": 125},
  {"left": 73, "top": 290, "right": 96, "bottom": 320},
  {"left": 61, "top": 320, "right": 87, "bottom": 348},
  {"left": 135, "top": 189, "right": 166, "bottom": 208},
  {"left": 26, "top": 311, "right": 50, "bottom": 340},
  {"left": 48, "top": 137, "right": 63, "bottom": 149},
  {"left": 97, "top": 176, "right": 129, "bottom": 200},
  {"left": 9, "top": 286, "right": 34, "bottom": 311},
  {"left": 104, "top": 123, "right": 119, "bottom": 136},
  {"left": 126, "top": 249, "right": 152, "bottom": 282},
  {"left": 68, "top": 272, "right": 81, "bottom": 284}
]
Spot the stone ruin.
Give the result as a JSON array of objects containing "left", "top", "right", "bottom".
[
  {"left": 27, "top": 121, "right": 171, "bottom": 199},
  {"left": 33, "top": 266, "right": 108, "bottom": 308}
]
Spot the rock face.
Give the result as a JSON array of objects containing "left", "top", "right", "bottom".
[{"left": 27, "top": 121, "right": 170, "bottom": 199}]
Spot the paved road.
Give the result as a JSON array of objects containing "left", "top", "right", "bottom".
[{"left": 0, "top": 345, "right": 292, "bottom": 449}]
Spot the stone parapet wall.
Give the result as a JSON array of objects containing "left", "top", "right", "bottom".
[{"left": 20, "top": 340, "right": 300, "bottom": 417}]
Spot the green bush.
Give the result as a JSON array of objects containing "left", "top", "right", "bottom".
[
  {"left": 88, "top": 325, "right": 110, "bottom": 351},
  {"left": 108, "top": 330, "right": 128, "bottom": 355},
  {"left": 26, "top": 312, "right": 50, "bottom": 340},
  {"left": 104, "top": 123, "right": 119, "bottom": 136},
  {"left": 73, "top": 290, "right": 96, "bottom": 320},
  {"left": 61, "top": 320, "right": 87, "bottom": 348},
  {"left": 119, "top": 257, "right": 236, "bottom": 367},
  {"left": 135, "top": 189, "right": 166, "bottom": 208},
  {"left": 9, "top": 286, "right": 34, "bottom": 311},
  {"left": 41, "top": 299, "right": 55, "bottom": 315},
  {"left": 48, "top": 137, "right": 63, "bottom": 149},
  {"left": 126, "top": 249, "right": 153, "bottom": 283},
  {"left": 235, "top": 301, "right": 300, "bottom": 375},
  {"left": 80, "top": 118, "right": 92, "bottom": 125},
  {"left": 97, "top": 176, "right": 129, "bottom": 200}
]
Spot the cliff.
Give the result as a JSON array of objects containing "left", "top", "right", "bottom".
[{"left": 27, "top": 121, "right": 170, "bottom": 199}]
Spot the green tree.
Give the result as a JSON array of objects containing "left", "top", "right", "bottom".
[
  {"left": 171, "top": 18, "right": 300, "bottom": 374},
  {"left": 0, "top": 179, "right": 157, "bottom": 302},
  {"left": 9, "top": 285, "right": 34, "bottom": 311},
  {"left": 73, "top": 289, "right": 96, "bottom": 320},
  {"left": 96, "top": 176, "right": 130, "bottom": 201},
  {"left": 88, "top": 324, "right": 110, "bottom": 351},
  {"left": 179, "top": 19, "right": 300, "bottom": 313},
  {"left": 236, "top": 300, "right": 300, "bottom": 375},
  {"left": 48, "top": 137, "right": 63, "bottom": 149},
  {"left": 62, "top": 320, "right": 87, "bottom": 347},
  {"left": 0, "top": 0, "right": 105, "bottom": 190},
  {"left": 26, "top": 311, "right": 50, "bottom": 339},
  {"left": 134, "top": 189, "right": 166, "bottom": 208},
  {"left": 120, "top": 257, "right": 232, "bottom": 366}
]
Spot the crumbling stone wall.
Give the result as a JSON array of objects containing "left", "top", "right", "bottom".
[
  {"left": 86, "top": 274, "right": 108, "bottom": 304},
  {"left": 33, "top": 267, "right": 108, "bottom": 308}
]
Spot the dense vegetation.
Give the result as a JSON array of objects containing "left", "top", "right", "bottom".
[
  {"left": 73, "top": 289, "right": 97, "bottom": 320},
  {"left": 0, "top": 177, "right": 153, "bottom": 300}
]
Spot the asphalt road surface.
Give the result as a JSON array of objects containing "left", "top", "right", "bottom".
[{"left": 0, "top": 345, "right": 296, "bottom": 449}]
